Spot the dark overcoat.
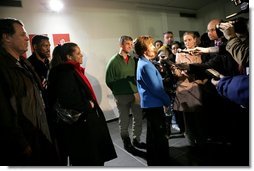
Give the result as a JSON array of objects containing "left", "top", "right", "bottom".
[
  {"left": 47, "top": 63, "right": 117, "bottom": 165},
  {"left": 0, "top": 48, "right": 55, "bottom": 166}
]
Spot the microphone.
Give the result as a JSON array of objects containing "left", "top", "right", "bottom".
[{"left": 177, "top": 48, "right": 190, "bottom": 53}]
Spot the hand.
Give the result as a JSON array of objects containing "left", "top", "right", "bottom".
[
  {"left": 211, "top": 74, "right": 224, "bottom": 87},
  {"left": 191, "top": 47, "right": 209, "bottom": 54},
  {"left": 133, "top": 92, "right": 140, "bottom": 105},
  {"left": 163, "top": 106, "right": 170, "bottom": 114},
  {"left": 158, "top": 64, "right": 164, "bottom": 72},
  {"left": 211, "top": 78, "right": 220, "bottom": 87},
  {"left": 42, "top": 78, "right": 47, "bottom": 89},
  {"left": 23, "top": 145, "right": 32, "bottom": 157},
  {"left": 89, "top": 100, "right": 94, "bottom": 108},
  {"left": 218, "top": 22, "right": 237, "bottom": 40},
  {"left": 181, "top": 70, "right": 189, "bottom": 77},
  {"left": 175, "top": 63, "right": 189, "bottom": 70},
  {"left": 170, "top": 64, "right": 177, "bottom": 70}
]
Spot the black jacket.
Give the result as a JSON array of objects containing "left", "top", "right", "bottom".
[
  {"left": 27, "top": 53, "right": 49, "bottom": 81},
  {"left": 0, "top": 48, "right": 54, "bottom": 165},
  {"left": 47, "top": 63, "right": 117, "bottom": 165}
]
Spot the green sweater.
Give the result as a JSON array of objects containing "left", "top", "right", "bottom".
[{"left": 105, "top": 53, "right": 138, "bottom": 95}]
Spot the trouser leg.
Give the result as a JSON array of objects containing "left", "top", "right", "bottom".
[
  {"left": 174, "top": 110, "right": 185, "bottom": 133},
  {"left": 131, "top": 102, "right": 143, "bottom": 141},
  {"left": 114, "top": 95, "right": 131, "bottom": 139},
  {"left": 144, "top": 107, "right": 170, "bottom": 166}
]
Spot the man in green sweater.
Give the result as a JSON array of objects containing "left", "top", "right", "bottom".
[{"left": 105, "top": 35, "right": 146, "bottom": 153}]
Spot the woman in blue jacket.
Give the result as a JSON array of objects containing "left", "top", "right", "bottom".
[{"left": 134, "top": 35, "right": 171, "bottom": 166}]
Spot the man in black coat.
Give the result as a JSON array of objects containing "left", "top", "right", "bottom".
[
  {"left": 28, "top": 35, "right": 50, "bottom": 85},
  {"left": 28, "top": 35, "right": 51, "bottom": 115},
  {"left": 0, "top": 18, "right": 56, "bottom": 165}
]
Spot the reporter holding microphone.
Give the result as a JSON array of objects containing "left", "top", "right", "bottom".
[{"left": 217, "top": 17, "right": 249, "bottom": 74}]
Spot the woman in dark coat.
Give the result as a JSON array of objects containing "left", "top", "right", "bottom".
[{"left": 47, "top": 42, "right": 117, "bottom": 166}]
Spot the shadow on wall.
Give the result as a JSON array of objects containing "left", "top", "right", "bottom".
[
  {"left": 86, "top": 73, "right": 120, "bottom": 121},
  {"left": 86, "top": 72, "right": 102, "bottom": 104}
]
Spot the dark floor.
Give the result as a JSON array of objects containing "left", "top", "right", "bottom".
[{"left": 104, "top": 118, "right": 250, "bottom": 167}]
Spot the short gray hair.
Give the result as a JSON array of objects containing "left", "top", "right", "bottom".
[{"left": 119, "top": 35, "right": 133, "bottom": 44}]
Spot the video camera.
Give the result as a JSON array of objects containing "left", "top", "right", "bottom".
[
  {"left": 215, "top": 0, "right": 249, "bottom": 36},
  {"left": 216, "top": 17, "right": 249, "bottom": 35},
  {"left": 226, "top": 0, "right": 249, "bottom": 19}
]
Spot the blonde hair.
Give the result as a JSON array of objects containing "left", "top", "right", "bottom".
[{"left": 183, "top": 31, "right": 195, "bottom": 39}]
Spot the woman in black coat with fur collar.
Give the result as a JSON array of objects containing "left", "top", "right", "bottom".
[{"left": 47, "top": 43, "right": 117, "bottom": 166}]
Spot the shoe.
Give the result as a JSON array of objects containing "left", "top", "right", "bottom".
[
  {"left": 123, "top": 137, "right": 136, "bottom": 153},
  {"left": 132, "top": 138, "right": 147, "bottom": 149},
  {"left": 124, "top": 144, "right": 136, "bottom": 153},
  {"left": 171, "top": 124, "right": 180, "bottom": 132}
]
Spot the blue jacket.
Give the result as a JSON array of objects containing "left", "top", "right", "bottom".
[
  {"left": 136, "top": 56, "right": 170, "bottom": 108},
  {"left": 217, "top": 75, "right": 249, "bottom": 107}
]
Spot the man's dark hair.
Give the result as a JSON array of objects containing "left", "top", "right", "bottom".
[
  {"left": 154, "top": 40, "right": 163, "bottom": 46},
  {"left": 171, "top": 41, "right": 181, "bottom": 47},
  {"left": 163, "top": 31, "right": 173, "bottom": 36},
  {"left": 0, "top": 18, "right": 23, "bottom": 42},
  {"left": 31, "top": 35, "right": 49, "bottom": 46},
  {"left": 119, "top": 35, "right": 133, "bottom": 45}
]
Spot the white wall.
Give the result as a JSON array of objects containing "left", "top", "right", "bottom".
[{"left": 0, "top": 0, "right": 246, "bottom": 120}]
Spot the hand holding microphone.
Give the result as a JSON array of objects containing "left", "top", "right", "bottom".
[
  {"left": 177, "top": 48, "right": 203, "bottom": 55},
  {"left": 178, "top": 46, "right": 219, "bottom": 55},
  {"left": 177, "top": 48, "right": 192, "bottom": 54},
  {"left": 211, "top": 74, "right": 225, "bottom": 87}
]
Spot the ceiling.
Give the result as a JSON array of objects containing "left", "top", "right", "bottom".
[
  {"left": 108, "top": 0, "right": 215, "bottom": 11},
  {"left": 0, "top": 0, "right": 216, "bottom": 11}
]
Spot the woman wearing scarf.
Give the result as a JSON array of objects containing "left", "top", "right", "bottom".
[{"left": 47, "top": 42, "right": 117, "bottom": 166}]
